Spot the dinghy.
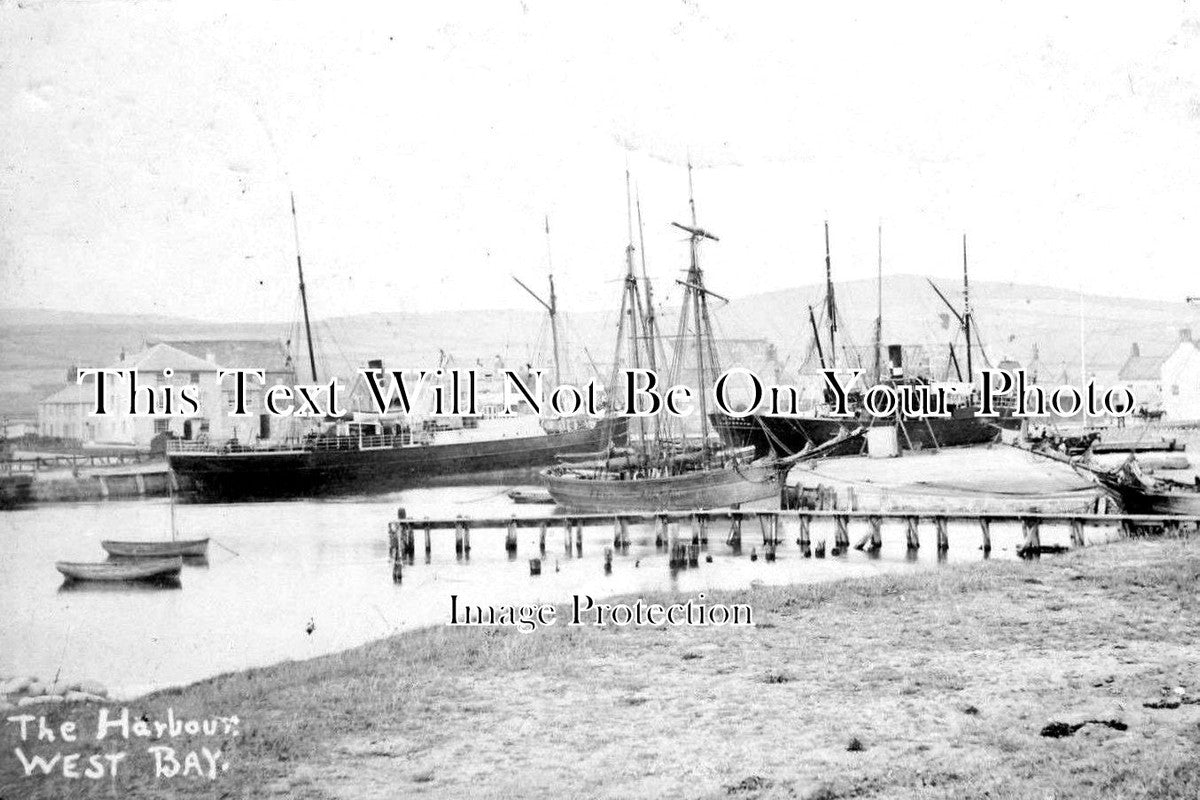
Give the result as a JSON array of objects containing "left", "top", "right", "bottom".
[
  {"left": 100, "top": 539, "right": 210, "bottom": 558},
  {"left": 56, "top": 557, "right": 183, "bottom": 583}
]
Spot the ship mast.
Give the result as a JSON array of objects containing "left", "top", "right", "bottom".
[
  {"left": 511, "top": 215, "right": 564, "bottom": 393},
  {"left": 623, "top": 171, "right": 648, "bottom": 458},
  {"left": 671, "top": 162, "right": 722, "bottom": 462},
  {"left": 636, "top": 192, "right": 664, "bottom": 454},
  {"left": 874, "top": 222, "right": 883, "bottom": 383},
  {"left": 291, "top": 193, "right": 318, "bottom": 383},
  {"left": 824, "top": 220, "right": 837, "bottom": 369},
  {"left": 962, "top": 233, "right": 973, "bottom": 384}
]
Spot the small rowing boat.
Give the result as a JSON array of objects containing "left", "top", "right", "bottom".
[
  {"left": 100, "top": 539, "right": 209, "bottom": 558},
  {"left": 56, "top": 557, "right": 183, "bottom": 583}
]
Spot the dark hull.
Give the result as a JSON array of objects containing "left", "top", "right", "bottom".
[
  {"left": 170, "top": 418, "right": 628, "bottom": 501},
  {"left": 714, "top": 409, "right": 1010, "bottom": 459}
]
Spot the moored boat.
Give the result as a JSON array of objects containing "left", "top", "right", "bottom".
[
  {"left": 101, "top": 538, "right": 210, "bottom": 558},
  {"left": 56, "top": 557, "right": 183, "bottom": 583}
]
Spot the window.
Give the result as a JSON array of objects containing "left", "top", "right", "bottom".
[{"left": 154, "top": 419, "right": 169, "bottom": 434}]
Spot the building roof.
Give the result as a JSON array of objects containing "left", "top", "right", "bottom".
[
  {"left": 115, "top": 343, "right": 218, "bottom": 374},
  {"left": 1118, "top": 342, "right": 1173, "bottom": 383},
  {"left": 40, "top": 383, "right": 96, "bottom": 406},
  {"left": 153, "top": 339, "right": 294, "bottom": 374}
]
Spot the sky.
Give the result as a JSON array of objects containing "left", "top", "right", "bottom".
[{"left": 1, "top": 1, "right": 1199, "bottom": 323}]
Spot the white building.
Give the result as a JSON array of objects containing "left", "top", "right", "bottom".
[{"left": 1161, "top": 329, "right": 1200, "bottom": 421}]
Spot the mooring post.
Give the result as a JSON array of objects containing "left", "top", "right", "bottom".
[
  {"left": 698, "top": 512, "right": 710, "bottom": 544},
  {"left": 539, "top": 521, "right": 548, "bottom": 553},
  {"left": 423, "top": 521, "right": 432, "bottom": 557},
  {"left": 798, "top": 515, "right": 811, "bottom": 554},
  {"left": 454, "top": 517, "right": 465, "bottom": 556},
  {"left": 506, "top": 516, "right": 518, "bottom": 554},
  {"left": 936, "top": 517, "right": 949, "bottom": 552},
  {"left": 575, "top": 521, "right": 583, "bottom": 555},
  {"left": 905, "top": 516, "right": 920, "bottom": 550},
  {"left": 603, "top": 546, "right": 613, "bottom": 573},
  {"left": 529, "top": 558, "right": 542, "bottom": 576},
  {"left": 727, "top": 509, "right": 742, "bottom": 547},
  {"left": 687, "top": 543, "right": 700, "bottom": 566},
  {"left": 814, "top": 539, "right": 826, "bottom": 558},
  {"left": 764, "top": 542, "right": 777, "bottom": 562},
  {"left": 392, "top": 555, "right": 402, "bottom": 583},
  {"left": 615, "top": 516, "right": 630, "bottom": 548},
  {"left": 979, "top": 517, "right": 991, "bottom": 554},
  {"left": 1070, "top": 518, "right": 1085, "bottom": 548},
  {"left": 656, "top": 514, "right": 668, "bottom": 546},
  {"left": 868, "top": 515, "right": 882, "bottom": 550}
]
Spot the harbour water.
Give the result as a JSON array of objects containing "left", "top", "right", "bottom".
[{"left": 0, "top": 484, "right": 1086, "bottom": 698}]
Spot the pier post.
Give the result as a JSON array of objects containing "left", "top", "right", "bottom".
[
  {"left": 135, "top": 473, "right": 146, "bottom": 496},
  {"left": 905, "top": 516, "right": 920, "bottom": 550},
  {"left": 847, "top": 486, "right": 858, "bottom": 511},
  {"left": 423, "top": 520, "right": 432, "bottom": 557},
  {"left": 614, "top": 516, "right": 630, "bottom": 548},
  {"left": 575, "top": 522, "right": 583, "bottom": 555},
  {"left": 1070, "top": 518, "right": 1085, "bottom": 548},
  {"left": 687, "top": 544, "right": 700, "bottom": 566},
  {"left": 655, "top": 514, "right": 668, "bottom": 547},
  {"left": 506, "top": 516, "right": 518, "bottom": 555},
  {"left": 698, "top": 513, "right": 710, "bottom": 544},
  {"left": 529, "top": 558, "right": 542, "bottom": 576},
  {"left": 935, "top": 517, "right": 949, "bottom": 552},
  {"left": 727, "top": 511, "right": 742, "bottom": 548},
  {"left": 814, "top": 539, "right": 826, "bottom": 558},
  {"left": 454, "top": 518, "right": 465, "bottom": 556},
  {"left": 463, "top": 523, "right": 471, "bottom": 556},
  {"left": 1020, "top": 518, "right": 1041, "bottom": 558},
  {"left": 392, "top": 556, "right": 402, "bottom": 583},
  {"left": 798, "top": 515, "right": 811, "bottom": 553},
  {"left": 564, "top": 519, "right": 573, "bottom": 555},
  {"left": 387, "top": 521, "right": 399, "bottom": 561},
  {"left": 764, "top": 542, "right": 777, "bottom": 562},
  {"left": 539, "top": 522, "right": 547, "bottom": 553},
  {"left": 979, "top": 518, "right": 991, "bottom": 554},
  {"left": 833, "top": 514, "right": 850, "bottom": 554}
]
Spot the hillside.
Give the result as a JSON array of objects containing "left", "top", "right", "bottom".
[{"left": 3, "top": 276, "right": 1195, "bottom": 418}]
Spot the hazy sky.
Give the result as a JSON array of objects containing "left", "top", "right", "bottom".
[{"left": 2, "top": 1, "right": 1198, "bottom": 323}]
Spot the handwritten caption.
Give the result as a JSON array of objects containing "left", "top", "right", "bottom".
[{"left": 5, "top": 707, "right": 239, "bottom": 781}]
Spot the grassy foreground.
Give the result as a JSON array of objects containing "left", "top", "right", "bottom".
[{"left": 3, "top": 538, "right": 1200, "bottom": 800}]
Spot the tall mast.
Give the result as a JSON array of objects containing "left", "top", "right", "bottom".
[
  {"left": 544, "top": 216, "right": 562, "bottom": 389},
  {"left": 962, "top": 233, "right": 973, "bottom": 384},
  {"left": 824, "top": 220, "right": 837, "bottom": 369},
  {"left": 874, "top": 222, "right": 883, "bottom": 383},
  {"left": 624, "top": 171, "right": 647, "bottom": 455},
  {"left": 291, "top": 193, "right": 318, "bottom": 383},
  {"left": 635, "top": 192, "right": 663, "bottom": 454}
]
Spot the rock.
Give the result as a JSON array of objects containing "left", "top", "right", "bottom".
[
  {"left": 24, "top": 681, "right": 48, "bottom": 697},
  {"left": 17, "top": 694, "right": 65, "bottom": 707},
  {"left": 63, "top": 691, "right": 107, "bottom": 703},
  {"left": 1, "top": 677, "right": 33, "bottom": 696},
  {"left": 75, "top": 680, "right": 108, "bottom": 698}
]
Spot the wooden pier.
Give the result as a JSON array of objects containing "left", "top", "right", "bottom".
[{"left": 384, "top": 505, "right": 1199, "bottom": 581}]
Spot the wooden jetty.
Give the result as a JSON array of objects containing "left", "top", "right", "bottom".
[{"left": 384, "top": 505, "right": 1199, "bottom": 580}]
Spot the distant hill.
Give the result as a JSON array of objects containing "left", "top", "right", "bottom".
[{"left": 3, "top": 276, "right": 1195, "bottom": 418}]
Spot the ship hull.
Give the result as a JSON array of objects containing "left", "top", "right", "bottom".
[
  {"left": 713, "top": 409, "right": 1009, "bottom": 459},
  {"left": 542, "top": 459, "right": 780, "bottom": 513},
  {"left": 170, "top": 418, "right": 627, "bottom": 501}
]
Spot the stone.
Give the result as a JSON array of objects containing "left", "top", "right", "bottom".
[{"left": 75, "top": 680, "right": 108, "bottom": 698}]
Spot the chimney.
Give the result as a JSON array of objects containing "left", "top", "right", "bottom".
[
  {"left": 1130, "top": 342, "right": 1140, "bottom": 358},
  {"left": 1181, "top": 328, "right": 1193, "bottom": 344},
  {"left": 67, "top": 365, "right": 78, "bottom": 383}
]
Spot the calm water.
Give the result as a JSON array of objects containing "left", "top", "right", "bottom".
[{"left": 0, "top": 486, "right": 1085, "bottom": 698}]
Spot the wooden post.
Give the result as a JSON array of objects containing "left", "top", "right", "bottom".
[
  {"left": 936, "top": 517, "right": 949, "bottom": 552},
  {"left": 529, "top": 558, "right": 542, "bottom": 575},
  {"left": 979, "top": 518, "right": 991, "bottom": 554},
  {"left": 574, "top": 521, "right": 583, "bottom": 555},
  {"left": 698, "top": 513, "right": 709, "bottom": 544},
  {"left": 387, "top": 521, "right": 399, "bottom": 561},
  {"left": 603, "top": 547, "right": 613, "bottom": 572},
  {"left": 814, "top": 539, "right": 826, "bottom": 558},
  {"left": 728, "top": 511, "right": 742, "bottom": 547},
  {"left": 454, "top": 518, "right": 465, "bottom": 556},
  {"left": 423, "top": 521, "right": 432, "bottom": 557},
  {"left": 656, "top": 514, "right": 668, "bottom": 546},
  {"left": 614, "top": 516, "right": 630, "bottom": 548},
  {"left": 834, "top": 514, "right": 850, "bottom": 553},
  {"left": 798, "top": 515, "right": 811, "bottom": 555},
  {"left": 506, "top": 516, "right": 518, "bottom": 554},
  {"left": 463, "top": 521, "right": 471, "bottom": 556},
  {"left": 391, "top": 555, "right": 402, "bottom": 583},
  {"left": 868, "top": 515, "right": 882, "bottom": 550},
  {"left": 764, "top": 542, "right": 777, "bottom": 561},
  {"left": 564, "top": 518, "right": 573, "bottom": 555},
  {"left": 905, "top": 516, "right": 920, "bottom": 550},
  {"left": 1070, "top": 518, "right": 1085, "bottom": 548},
  {"left": 847, "top": 486, "right": 858, "bottom": 511},
  {"left": 1020, "top": 517, "right": 1041, "bottom": 557},
  {"left": 687, "top": 544, "right": 700, "bottom": 567},
  {"left": 538, "top": 521, "right": 547, "bottom": 553}
]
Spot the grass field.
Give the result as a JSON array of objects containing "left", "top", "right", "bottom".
[{"left": 3, "top": 536, "right": 1199, "bottom": 799}]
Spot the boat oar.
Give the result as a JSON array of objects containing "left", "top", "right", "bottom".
[{"left": 213, "top": 539, "right": 241, "bottom": 557}]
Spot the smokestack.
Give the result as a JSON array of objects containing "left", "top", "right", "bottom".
[
  {"left": 1130, "top": 342, "right": 1140, "bottom": 358},
  {"left": 1181, "top": 328, "right": 1193, "bottom": 343},
  {"left": 67, "top": 365, "right": 78, "bottom": 383}
]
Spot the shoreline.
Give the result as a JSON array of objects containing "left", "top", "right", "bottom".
[{"left": 3, "top": 536, "right": 1199, "bottom": 798}]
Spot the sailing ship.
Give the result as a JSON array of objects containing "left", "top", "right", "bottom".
[
  {"left": 715, "top": 230, "right": 1014, "bottom": 459},
  {"left": 542, "top": 167, "right": 786, "bottom": 512},
  {"left": 1084, "top": 455, "right": 1200, "bottom": 515},
  {"left": 169, "top": 197, "right": 626, "bottom": 501}
]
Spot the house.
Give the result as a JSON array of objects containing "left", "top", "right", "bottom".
[
  {"left": 36, "top": 383, "right": 97, "bottom": 442},
  {"left": 1116, "top": 342, "right": 1166, "bottom": 413},
  {"left": 1161, "top": 329, "right": 1200, "bottom": 421}
]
